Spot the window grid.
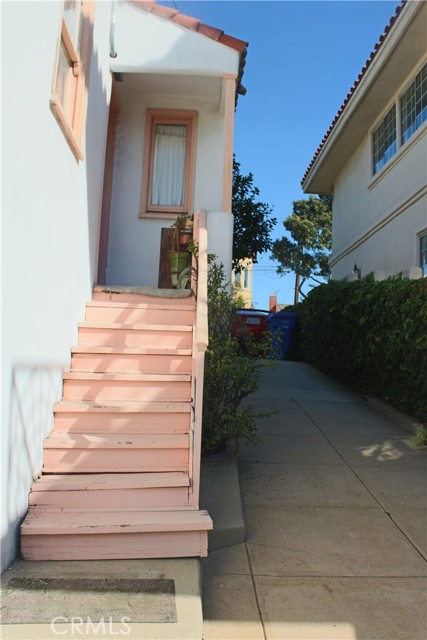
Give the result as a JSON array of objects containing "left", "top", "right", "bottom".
[
  {"left": 373, "top": 106, "right": 397, "bottom": 175},
  {"left": 401, "top": 63, "right": 427, "bottom": 145}
]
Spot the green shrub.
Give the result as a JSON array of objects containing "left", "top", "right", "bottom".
[
  {"left": 202, "top": 257, "right": 275, "bottom": 454},
  {"left": 295, "top": 276, "right": 427, "bottom": 423}
]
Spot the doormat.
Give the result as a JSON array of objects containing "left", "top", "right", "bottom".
[{"left": 0, "top": 577, "right": 176, "bottom": 624}]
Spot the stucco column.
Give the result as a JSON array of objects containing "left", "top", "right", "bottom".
[{"left": 222, "top": 74, "right": 237, "bottom": 213}]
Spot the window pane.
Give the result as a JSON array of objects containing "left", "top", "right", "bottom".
[
  {"left": 151, "top": 125, "right": 187, "bottom": 207},
  {"left": 401, "top": 63, "right": 427, "bottom": 145},
  {"left": 373, "top": 106, "right": 397, "bottom": 175},
  {"left": 421, "top": 233, "right": 427, "bottom": 277},
  {"left": 56, "top": 39, "right": 72, "bottom": 112},
  {"left": 244, "top": 268, "right": 249, "bottom": 289}
]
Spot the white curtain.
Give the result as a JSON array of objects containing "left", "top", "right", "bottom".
[{"left": 151, "top": 124, "right": 187, "bottom": 207}]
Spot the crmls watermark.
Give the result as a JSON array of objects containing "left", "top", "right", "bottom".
[{"left": 50, "top": 616, "right": 131, "bottom": 636}]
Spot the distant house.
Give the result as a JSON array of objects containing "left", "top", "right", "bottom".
[
  {"left": 231, "top": 259, "right": 253, "bottom": 307},
  {"left": 1, "top": 0, "right": 247, "bottom": 572},
  {"left": 302, "top": 1, "right": 427, "bottom": 281}
]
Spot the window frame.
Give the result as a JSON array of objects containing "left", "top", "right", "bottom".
[
  {"left": 139, "top": 109, "right": 198, "bottom": 220},
  {"left": 420, "top": 231, "right": 427, "bottom": 277},
  {"left": 400, "top": 62, "right": 427, "bottom": 146},
  {"left": 371, "top": 59, "right": 427, "bottom": 178},
  {"left": 50, "top": 1, "right": 95, "bottom": 161},
  {"left": 372, "top": 104, "right": 397, "bottom": 175}
]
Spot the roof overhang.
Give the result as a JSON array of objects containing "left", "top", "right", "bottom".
[
  {"left": 110, "top": 1, "right": 248, "bottom": 105},
  {"left": 302, "top": 1, "right": 427, "bottom": 194}
]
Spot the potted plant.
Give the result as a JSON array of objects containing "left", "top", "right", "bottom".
[{"left": 169, "top": 215, "right": 193, "bottom": 287}]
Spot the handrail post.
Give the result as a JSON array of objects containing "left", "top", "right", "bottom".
[{"left": 189, "top": 209, "right": 208, "bottom": 507}]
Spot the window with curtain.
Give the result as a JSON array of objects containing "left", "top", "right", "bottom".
[
  {"left": 140, "top": 110, "right": 198, "bottom": 218},
  {"left": 151, "top": 125, "right": 187, "bottom": 207}
]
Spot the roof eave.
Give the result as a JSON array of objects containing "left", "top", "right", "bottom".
[{"left": 302, "top": 0, "right": 426, "bottom": 194}]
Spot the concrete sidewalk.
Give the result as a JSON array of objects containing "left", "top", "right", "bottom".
[{"left": 202, "top": 361, "right": 427, "bottom": 640}]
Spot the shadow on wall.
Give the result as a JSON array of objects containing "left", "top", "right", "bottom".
[
  {"left": 85, "top": 32, "right": 109, "bottom": 288},
  {"left": 2, "top": 366, "right": 63, "bottom": 573}
]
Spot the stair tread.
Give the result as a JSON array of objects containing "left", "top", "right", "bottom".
[
  {"left": 63, "top": 372, "right": 191, "bottom": 382},
  {"left": 87, "top": 301, "right": 194, "bottom": 311},
  {"left": 72, "top": 346, "right": 192, "bottom": 355},
  {"left": 79, "top": 321, "right": 192, "bottom": 332},
  {"left": 31, "top": 472, "right": 190, "bottom": 491},
  {"left": 44, "top": 433, "right": 188, "bottom": 448},
  {"left": 22, "top": 509, "right": 213, "bottom": 534},
  {"left": 54, "top": 400, "right": 191, "bottom": 413},
  {"left": 92, "top": 285, "right": 193, "bottom": 299}
]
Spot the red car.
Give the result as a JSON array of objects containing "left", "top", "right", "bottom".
[{"left": 232, "top": 309, "right": 271, "bottom": 342}]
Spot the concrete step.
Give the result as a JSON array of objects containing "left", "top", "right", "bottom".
[
  {"left": 78, "top": 322, "right": 192, "bottom": 349},
  {"left": 29, "top": 472, "right": 190, "bottom": 510},
  {"left": 85, "top": 301, "right": 194, "bottom": 325},
  {"left": 21, "top": 509, "right": 212, "bottom": 560},
  {"left": 1, "top": 558, "right": 203, "bottom": 640},
  {"left": 43, "top": 432, "right": 189, "bottom": 473},
  {"left": 53, "top": 400, "right": 190, "bottom": 433},
  {"left": 71, "top": 346, "right": 192, "bottom": 374},
  {"left": 62, "top": 372, "right": 191, "bottom": 402}
]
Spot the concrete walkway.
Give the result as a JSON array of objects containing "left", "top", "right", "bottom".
[{"left": 202, "top": 361, "right": 427, "bottom": 640}]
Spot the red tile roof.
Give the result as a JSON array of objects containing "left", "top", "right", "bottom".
[
  {"left": 131, "top": 1, "right": 248, "bottom": 52},
  {"left": 301, "top": 0, "right": 407, "bottom": 188}
]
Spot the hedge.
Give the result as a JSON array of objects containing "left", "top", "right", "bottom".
[{"left": 295, "top": 276, "right": 427, "bottom": 423}]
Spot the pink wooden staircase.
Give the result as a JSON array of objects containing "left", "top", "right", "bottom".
[{"left": 21, "top": 282, "right": 212, "bottom": 560}]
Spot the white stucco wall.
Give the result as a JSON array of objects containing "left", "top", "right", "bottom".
[
  {"left": 113, "top": 1, "right": 239, "bottom": 76},
  {"left": 106, "top": 7, "right": 240, "bottom": 287},
  {"left": 330, "top": 121, "right": 427, "bottom": 280},
  {"left": 107, "top": 88, "right": 230, "bottom": 286},
  {"left": 1, "top": 1, "right": 112, "bottom": 572}
]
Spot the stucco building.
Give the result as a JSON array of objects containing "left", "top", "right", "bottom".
[
  {"left": 302, "top": 1, "right": 427, "bottom": 281},
  {"left": 1, "top": 0, "right": 247, "bottom": 571}
]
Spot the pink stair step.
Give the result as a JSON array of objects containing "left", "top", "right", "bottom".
[
  {"left": 62, "top": 372, "right": 191, "bottom": 402},
  {"left": 29, "top": 472, "right": 190, "bottom": 510},
  {"left": 20, "top": 287, "right": 209, "bottom": 562},
  {"left": 22, "top": 509, "right": 212, "bottom": 534},
  {"left": 21, "top": 509, "right": 212, "bottom": 560},
  {"left": 71, "top": 346, "right": 192, "bottom": 374},
  {"left": 92, "top": 288, "right": 194, "bottom": 305},
  {"left": 85, "top": 301, "right": 194, "bottom": 325},
  {"left": 53, "top": 400, "right": 190, "bottom": 433},
  {"left": 43, "top": 432, "right": 189, "bottom": 473},
  {"left": 44, "top": 432, "right": 188, "bottom": 449},
  {"left": 78, "top": 322, "right": 192, "bottom": 348}
]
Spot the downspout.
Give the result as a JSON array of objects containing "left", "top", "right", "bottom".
[{"left": 109, "top": 0, "right": 117, "bottom": 58}]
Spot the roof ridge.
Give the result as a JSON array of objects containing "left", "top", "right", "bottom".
[{"left": 301, "top": 0, "right": 408, "bottom": 187}]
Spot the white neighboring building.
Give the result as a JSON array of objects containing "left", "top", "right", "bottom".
[
  {"left": 1, "top": 0, "right": 247, "bottom": 572},
  {"left": 302, "top": 1, "right": 427, "bottom": 281}
]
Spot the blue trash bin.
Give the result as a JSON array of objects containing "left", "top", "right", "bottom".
[{"left": 267, "top": 311, "right": 299, "bottom": 359}]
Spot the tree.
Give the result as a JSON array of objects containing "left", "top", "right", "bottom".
[
  {"left": 271, "top": 195, "right": 332, "bottom": 304},
  {"left": 232, "top": 158, "right": 277, "bottom": 269}
]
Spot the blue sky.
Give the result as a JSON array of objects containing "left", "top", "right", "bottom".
[{"left": 164, "top": 0, "right": 399, "bottom": 307}]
